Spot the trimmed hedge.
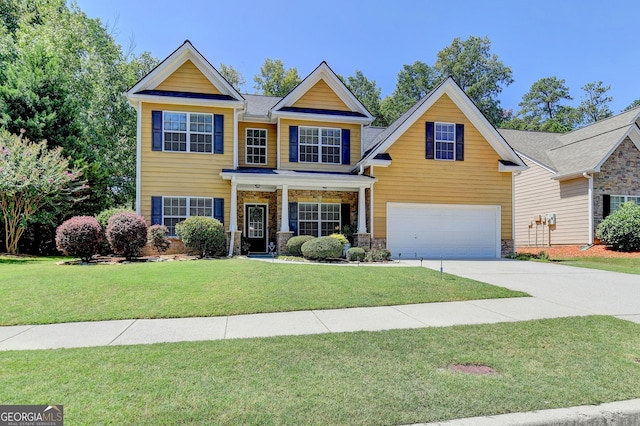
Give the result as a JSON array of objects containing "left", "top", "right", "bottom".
[
  {"left": 55, "top": 216, "right": 102, "bottom": 261},
  {"left": 286, "top": 235, "right": 315, "bottom": 256},
  {"left": 148, "top": 224, "right": 171, "bottom": 255},
  {"left": 365, "top": 248, "right": 392, "bottom": 262},
  {"left": 175, "top": 216, "right": 225, "bottom": 257},
  {"left": 346, "top": 247, "right": 366, "bottom": 261},
  {"left": 301, "top": 236, "right": 343, "bottom": 260},
  {"left": 106, "top": 212, "right": 148, "bottom": 260},
  {"left": 596, "top": 201, "right": 640, "bottom": 251}
]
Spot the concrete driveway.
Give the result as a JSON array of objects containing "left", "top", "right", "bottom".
[{"left": 421, "top": 259, "right": 640, "bottom": 323}]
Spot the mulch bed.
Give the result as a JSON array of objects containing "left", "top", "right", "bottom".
[{"left": 516, "top": 245, "right": 640, "bottom": 259}]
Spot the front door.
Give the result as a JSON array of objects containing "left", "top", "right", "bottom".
[{"left": 245, "top": 204, "right": 267, "bottom": 253}]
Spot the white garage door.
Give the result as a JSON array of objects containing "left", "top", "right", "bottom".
[{"left": 387, "top": 203, "right": 501, "bottom": 259}]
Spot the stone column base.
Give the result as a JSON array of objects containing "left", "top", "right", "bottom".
[
  {"left": 226, "top": 231, "right": 242, "bottom": 256},
  {"left": 501, "top": 239, "right": 514, "bottom": 257},
  {"left": 276, "top": 231, "right": 294, "bottom": 255},
  {"left": 355, "top": 233, "right": 371, "bottom": 249}
]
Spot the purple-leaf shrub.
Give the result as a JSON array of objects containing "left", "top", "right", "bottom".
[
  {"left": 106, "top": 212, "right": 148, "bottom": 260},
  {"left": 55, "top": 216, "right": 102, "bottom": 261}
]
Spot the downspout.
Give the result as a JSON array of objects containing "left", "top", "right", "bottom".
[{"left": 583, "top": 172, "right": 594, "bottom": 245}]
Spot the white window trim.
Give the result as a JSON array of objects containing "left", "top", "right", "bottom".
[
  {"left": 298, "top": 126, "right": 342, "bottom": 164},
  {"left": 245, "top": 128, "right": 268, "bottom": 165},
  {"left": 435, "top": 121, "right": 455, "bottom": 161},
  {"left": 163, "top": 111, "right": 214, "bottom": 154},
  {"left": 611, "top": 195, "right": 640, "bottom": 212},
  {"left": 162, "top": 196, "right": 215, "bottom": 236},
  {"left": 298, "top": 202, "right": 341, "bottom": 237}
]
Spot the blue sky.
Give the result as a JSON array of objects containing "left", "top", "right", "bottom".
[{"left": 74, "top": 0, "right": 639, "bottom": 114}]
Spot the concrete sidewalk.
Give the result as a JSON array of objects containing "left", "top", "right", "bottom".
[{"left": 0, "top": 296, "right": 588, "bottom": 351}]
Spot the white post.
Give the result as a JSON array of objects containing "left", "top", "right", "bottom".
[
  {"left": 230, "top": 178, "right": 238, "bottom": 232},
  {"left": 280, "top": 184, "right": 289, "bottom": 232},
  {"left": 358, "top": 186, "right": 367, "bottom": 233}
]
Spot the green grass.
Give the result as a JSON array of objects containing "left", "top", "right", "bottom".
[
  {"left": 555, "top": 257, "right": 640, "bottom": 275},
  {"left": 0, "top": 257, "right": 526, "bottom": 325},
  {"left": 1, "top": 316, "right": 639, "bottom": 425}
]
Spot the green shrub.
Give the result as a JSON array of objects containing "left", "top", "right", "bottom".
[
  {"left": 55, "top": 216, "right": 102, "bottom": 261},
  {"left": 301, "top": 236, "right": 343, "bottom": 260},
  {"left": 106, "top": 212, "right": 148, "bottom": 260},
  {"left": 365, "top": 248, "right": 392, "bottom": 262},
  {"left": 596, "top": 202, "right": 640, "bottom": 251},
  {"left": 148, "top": 224, "right": 171, "bottom": 255},
  {"left": 176, "top": 216, "right": 225, "bottom": 257},
  {"left": 286, "top": 235, "right": 315, "bottom": 256},
  {"left": 346, "top": 247, "right": 366, "bottom": 261}
]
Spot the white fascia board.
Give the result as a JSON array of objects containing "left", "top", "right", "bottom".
[
  {"left": 514, "top": 151, "right": 556, "bottom": 174},
  {"left": 219, "top": 171, "right": 376, "bottom": 189},
  {"left": 270, "top": 110, "right": 371, "bottom": 124},
  {"left": 498, "top": 162, "right": 528, "bottom": 173},
  {"left": 552, "top": 169, "right": 597, "bottom": 181},
  {"left": 126, "top": 93, "right": 245, "bottom": 109}
]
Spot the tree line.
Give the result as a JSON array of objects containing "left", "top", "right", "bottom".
[{"left": 0, "top": 0, "right": 638, "bottom": 254}]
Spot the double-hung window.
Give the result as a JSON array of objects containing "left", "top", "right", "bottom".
[
  {"left": 299, "top": 126, "right": 341, "bottom": 164},
  {"left": 435, "top": 122, "right": 455, "bottom": 160},
  {"left": 298, "top": 203, "right": 341, "bottom": 237},
  {"left": 163, "top": 112, "right": 213, "bottom": 153},
  {"left": 246, "top": 128, "right": 267, "bottom": 165},
  {"left": 163, "top": 196, "right": 213, "bottom": 236}
]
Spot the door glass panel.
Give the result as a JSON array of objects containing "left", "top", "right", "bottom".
[{"left": 248, "top": 206, "right": 264, "bottom": 238}]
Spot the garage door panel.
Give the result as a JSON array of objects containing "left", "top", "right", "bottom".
[{"left": 387, "top": 203, "right": 500, "bottom": 259}]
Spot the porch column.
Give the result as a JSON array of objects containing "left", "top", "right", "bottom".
[
  {"left": 280, "top": 184, "right": 289, "bottom": 232},
  {"left": 357, "top": 186, "right": 367, "bottom": 233}
]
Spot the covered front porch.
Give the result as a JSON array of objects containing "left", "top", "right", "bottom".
[{"left": 220, "top": 169, "right": 376, "bottom": 254}]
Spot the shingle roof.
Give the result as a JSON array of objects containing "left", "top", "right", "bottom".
[
  {"left": 499, "top": 107, "right": 640, "bottom": 176},
  {"left": 242, "top": 94, "right": 281, "bottom": 116}
]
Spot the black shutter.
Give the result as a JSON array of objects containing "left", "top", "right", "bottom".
[
  {"left": 214, "top": 197, "right": 224, "bottom": 224},
  {"left": 341, "top": 203, "right": 350, "bottom": 229},
  {"left": 425, "top": 121, "right": 434, "bottom": 159},
  {"left": 151, "top": 196, "right": 162, "bottom": 225},
  {"left": 289, "top": 126, "right": 298, "bottom": 162},
  {"left": 603, "top": 194, "right": 610, "bottom": 218},
  {"left": 214, "top": 114, "right": 224, "bottom": 154},
  {"left": 455, "top": 123, "right": 464, "bottom": 161},
  {"left": 152, "top": 111, "right": 163, "bottom": 151},
  {"left": 288, "top": 202, "right": 298, "bottom": 235},
  {"left": 341, "top": 129, "right": 350, "bottom": 165}
]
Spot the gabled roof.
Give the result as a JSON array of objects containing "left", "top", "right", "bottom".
[
  {"left": 500, "top": 107, "right": 640, "bottom": 179},
  {"left": 270, "top": 62, "right": 373, "bottom": 124},
  {"left": 358, "top": 77, "right": 525, "bottom": 168},
  {"left": 126, "top": 40, "right": 244, "bottom": 107}
]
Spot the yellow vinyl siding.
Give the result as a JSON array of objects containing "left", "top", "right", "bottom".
[
  {"left": 156, "top": 60, "right": 222, "bottom": 95},
  {"left": 372, "top": 93, "right": 513, "bottom": 240},
  {"left": 514, "top": 160, "right": 589, "bottom": 246},
  {"left": 292, "top": 79, "right": 349, "bottom": 111},
  {"left": 238, "top": 122, "right": 277, "bottom": 168},
  {"left": 280, "top": 118, "right": 361, "bottom": 172},
  {"left": 139, "top": 102, "right": 233, "bottom": 227}
]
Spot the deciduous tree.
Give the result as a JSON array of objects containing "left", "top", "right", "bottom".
[
  {"left": 253, "top": 58, "right": 301, "bottom": 96},
  {"left": 219, "top": 63, "right": 246, "bottom": 92},
  {"left": 346, "top": 71, "right": 385, "bottom": 126}
]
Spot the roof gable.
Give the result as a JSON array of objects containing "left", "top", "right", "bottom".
[
  {"left": 127, "top": 40, "right": 243, "bottom": 102},
  {"left": 271, "top": 62, "right": 373, "bottom": 122},
  {"left": 361, "top": 77, "right": 524, "bottom": 166}
]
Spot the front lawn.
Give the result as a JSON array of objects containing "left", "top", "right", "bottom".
[
  {"left": 1, "top": 316, "right": 639, "bottom": 425},
  {"left": 0, "top": 257, "right": 525, "bottom": 325},
  {"left": 556, "top": 257, "right": 640, "bottom": 275}
]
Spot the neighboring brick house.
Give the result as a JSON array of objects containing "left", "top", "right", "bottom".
[
  {"left": 500, "top": 107, "right": 640, "bottom": 247},
  {"left": 126, "top": 40, "right": 526, "bottom": 258}
]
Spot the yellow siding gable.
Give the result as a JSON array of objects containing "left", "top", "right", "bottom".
[
  {"left": 292, "top": 79, "right": 349, "bottom": 111},
  {"left": 156, "top": 60, "right": 222, "bottom": 94},
  {"left": 371, "top": 93, "right": 513, "bottom": 240},
  {"left": 139, "top": 102, "right": 233, "bottom": 227}
]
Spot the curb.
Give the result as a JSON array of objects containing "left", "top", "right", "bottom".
[{"left": 414, "top": 398, "right": 640, "bottom": 425}]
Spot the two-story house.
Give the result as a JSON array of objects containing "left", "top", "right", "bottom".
[{"left": 126, "top": 41, "right": 525, "bottom": 258}]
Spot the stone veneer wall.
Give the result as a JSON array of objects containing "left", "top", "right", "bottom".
[
  {"left": 592, "top": 137, "right": 640, "bottom": 229},
  {"left": 501, "top": 239, "right": 514, "bottom": 257}
]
